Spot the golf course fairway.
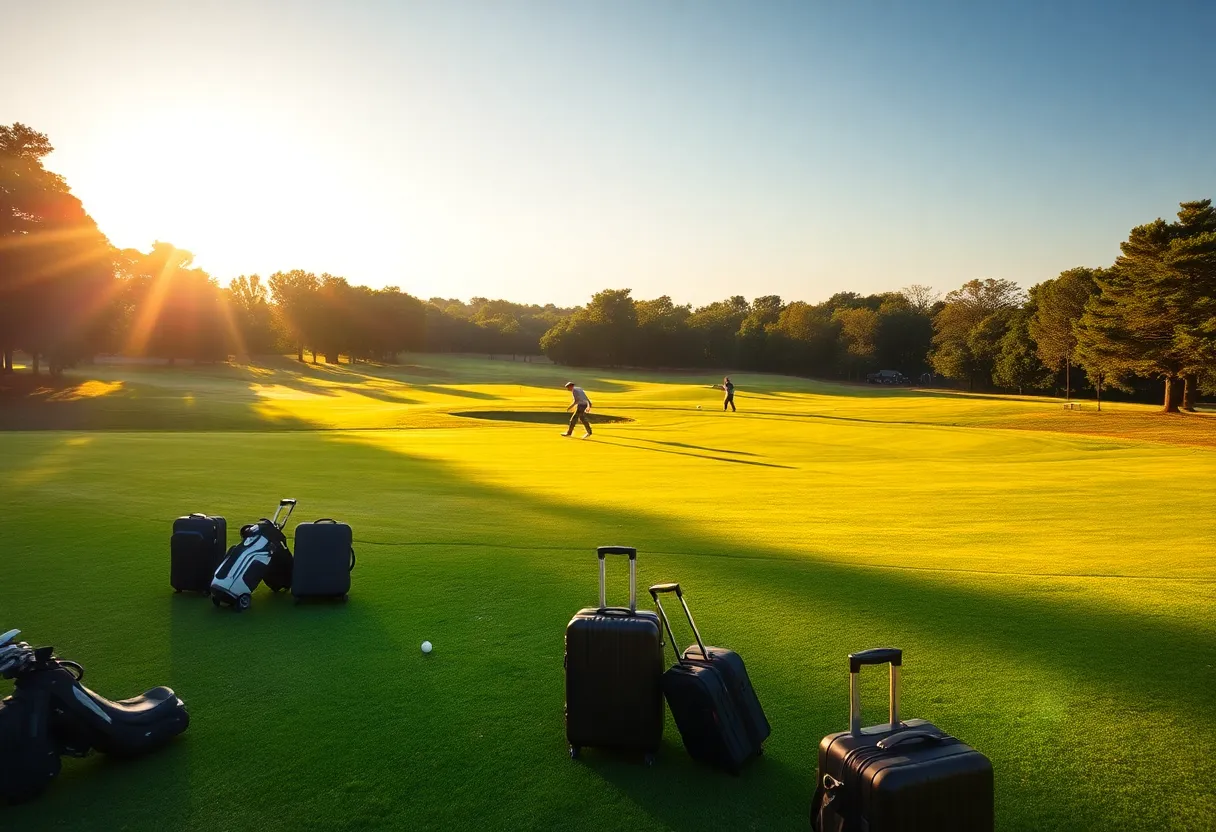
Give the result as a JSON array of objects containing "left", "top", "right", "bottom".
[{"left": 1, "top": 355, "right": 1213, "bottom": 831}]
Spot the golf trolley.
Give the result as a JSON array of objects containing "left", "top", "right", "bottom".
[
  {"left": 209, "top": 498, "right": 296, "bottom": 611},
  {"left": 0, "top": 629, "right": 189, "bottom": 804}
]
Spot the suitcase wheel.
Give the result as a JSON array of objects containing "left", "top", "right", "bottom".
[
  {"left": 644, "top": 752, "right": 655, "bottom": 767},
  {"left": 569, "top": 745, "right": 580, "bottom": 760},
  {"left": 211, "top": 595, "right": 222, "bottom": 608},
  {"left": 237, "top": 594, "right": 252, "bottom": 611}
]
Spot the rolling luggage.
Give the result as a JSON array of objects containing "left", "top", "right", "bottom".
[
  {"left": 649, "top": 582, "right": 760, "bottom": 773},
  {"left": 811, "top": 648, "right": 994, "bottom": 832},
  {"left": 210, "top": 499, "right": 295, "bottom": 611},
  {"left": 170, "top": 513, "right": 227, "bottom": 593},
  {"left": 564, "top": 546, "right": 665, "bottom": 763},
  {"left": 650, "top": 582, "right": 770, "bottom": 753},
  {"left": 292, "top": 519, "right": 355, "bottom": 600}
]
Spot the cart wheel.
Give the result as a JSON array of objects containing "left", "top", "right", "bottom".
[
  {"left": 211, "top": 595, "right": 222, "bottom": 608},
  {"left": 237, "top": 593, "right": 252, "bottom": 611},
  {"left": 569, "top": 745, "right": 580, "bottom": 760}
]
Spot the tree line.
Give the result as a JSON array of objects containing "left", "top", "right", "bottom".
[{"left": 2, "top": 123, "right": 1213, "bottom": 411}]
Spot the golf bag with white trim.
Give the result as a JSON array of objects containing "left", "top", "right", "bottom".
[
  {"left": 0, "top": 629, "right": 189, "bottom": 804},
  {"left": 210, "top": 499, "right": 296, "bottom": 611}
]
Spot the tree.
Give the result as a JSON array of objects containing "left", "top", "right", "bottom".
[
  {"left": 900, "top": 284, "right": 941, "bottom": 314},
  {"left": 1029, "top": 268, "right": 1099, "bottom": 400},
  {"left": 832, "top": 306, "right": 879, "bottom": 379},
  {"left": 226, "top": 275, "right": 279, "bottom": 356},
  {"left": 117, "top": 243, "right": 228, "bottom": 362},
  {"left": 634, "top": 295, "right": 693, "bottom": 367},
  {"left": 737, "top": 295, "right": 783, "bottom": 369},
  {"left": 874, "top": 294, "right": 933, "bottom": 377},
  {"left": 269, "top": 270, "right": 321, "bottom": 361},
  {"left": 687, "top": 296, "right": 748, "bottom": 367},
  {"left": 930, "top": 279, "right": 1024, "bottom": 390},
  {"left": 0, "top": 123, "right": 114, "bottom": 375},
  {"left": 1076, "top": 200, "right": 1216, "bottom": 412},
  {"left": 993, "top": 309, "right": 1053, "bottom": 394},
  {"left": 766, "top": 302, "right": 838, "bottom": 376}
]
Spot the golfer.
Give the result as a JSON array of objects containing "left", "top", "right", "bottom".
[
  {"left": 562, "top": 381, "right": 593, "bottom": 438},
  {"left": 716, "top": 376, "right": 736, "bottom": 412}
]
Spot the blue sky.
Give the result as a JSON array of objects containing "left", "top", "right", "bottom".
[{"left": 4, "top": 0, "right": 1214, "bottom": 306}]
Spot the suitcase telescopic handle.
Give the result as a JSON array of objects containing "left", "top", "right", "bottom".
[
  {"left": 596, "top": 546, "right": 637, "bottom": 612},
  {"left": 272, "top": 499, "right": 297, "bottom": 529},
  {"left": 648, "top": 583, "right": 708, "bottom": 662},
  {"left": 848, "top": 647, "right": 902, "bottom": 737}
]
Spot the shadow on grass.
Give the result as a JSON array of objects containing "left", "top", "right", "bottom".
[
  {"left": 630, "top": 438, "right": 763, "bottom": 457},
  {"left": 594, "top": 437, "right": 797, "bottom": 470},
  {"left": 452, "top": 410, "right": 634, "bottom": 425}
]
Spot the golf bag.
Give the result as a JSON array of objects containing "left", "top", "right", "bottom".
[
  {"left": 291, "top": 519, "right": 355, "bottom": 600},
  {"left": 565, "top": 546, "right": 665, "bottom": 763},
  {"left": 170, "top": 513, "right": 227, "bottom": 593},
  {"left": 649, "top": 583, "right": 769, "bottom": 773},
  {"left": 811, "top": 649, "right": 994, "bottom": 832},
  {"left": 0, "top": 685, "right": 59, "bottom": 804},
  {"left": 210, "top": 499, "right": 296, "bottom": 611},
  {"left": 0, "top": 629, "right": 189, "bottom": 803}
]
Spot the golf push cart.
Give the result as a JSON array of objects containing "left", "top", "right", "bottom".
[{"left": 210, "top": 499, "right": 296, "bottom": 611}]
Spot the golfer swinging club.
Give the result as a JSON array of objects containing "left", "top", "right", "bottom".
[{"left": 562, "top": 381, "right": 593, "bottom": 438}]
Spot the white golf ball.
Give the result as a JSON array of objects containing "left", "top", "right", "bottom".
[{"left": 421, "top": 640, "right": 433, "bottom": 654}]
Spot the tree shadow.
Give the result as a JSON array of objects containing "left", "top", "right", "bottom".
[
  {"left": 452, "top": 410, "right": 634, "bottom": 425},
  {"left": 593, "top": 437, "right": 797, "bottom": 470},
  {"left": 629, "top": 438, "right": 763, "bottom": 457}
]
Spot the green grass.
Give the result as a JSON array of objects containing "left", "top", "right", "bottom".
[{"left": 1, "top": 356, "right": 1214, "bottom": 830}]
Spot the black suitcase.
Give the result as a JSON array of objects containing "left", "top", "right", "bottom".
[
  {"left": 292, "top": 519, "right": 355, "bottom": 599},
  {"left": 564, "top": 546, "right": 664, "bottom": 763},
  {"left": 811, "top": 648, "right": 994, "bottom": 832},
  {"left": 651, "top": 582, "right": 771, "bottom": 753},
  {"left": 170, "top": 513, "right": 227, "bottom": 593},
  {"left": 649, "top": 583, "right": 758, "bottom": 773}
]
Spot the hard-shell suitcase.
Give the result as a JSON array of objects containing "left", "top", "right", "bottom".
[
  {"left": 649, "top": 583, "right": 755, "bottom": 773},
  {"left": 292, "top": 519, "right": 355, "bottom": 599},
  {"left": 170, "top": 513, "right": 227, "bottom": 593},
  {"left": 210, "top": 499, "right": 295, "bottom": 611},
  {"left": 811, "top": 648, "right": 994, "bottom": 832},
  {"left": 651, "top": 582, "right": 770, "bottom": 752},
  {"left": 564, "top": 546, "right": 664, "bottom": 763}
]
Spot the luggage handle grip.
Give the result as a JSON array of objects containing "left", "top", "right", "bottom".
[
  {"left": 597, "top": 546, "right": 636, "bottom": 560},
  {"left": 648, "top": 582, "right": 707, "bottom": 663},
  {"left": 849, "top": 647, "right": 902, "bottom": 737},
  {"left": 876, "top": 730, "right": 945, "bottom": 751},
  {"left": 314, "top": 518, "right": 336, "bottom": 524},
  {"left": 597, "top": 547, "right": 637, "bottom": 612},
  {"left": 349, "top": 547, "right": 356, "bottom": 572},
  {"left": 188, "top": 512, "right": 209, "bottom": 518},
  {"left": 849, "top": 648, "right": 902, "bottom": 673}
]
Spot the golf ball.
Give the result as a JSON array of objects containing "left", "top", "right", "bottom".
[
  {"left": 421, "top": 641, "right": 433, "bottom": 654},
  {"left": 697, "top": 405, "right": 702, "bottom": 409}
]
